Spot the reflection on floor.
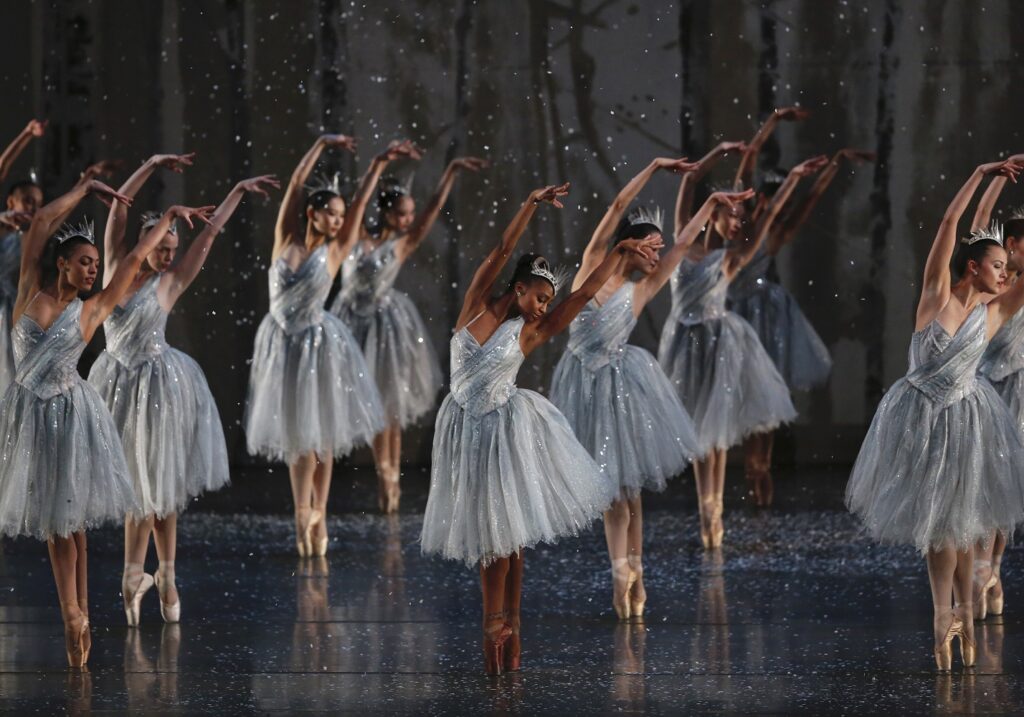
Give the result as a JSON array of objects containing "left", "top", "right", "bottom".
[{"left": 0, "top": 468, "right": 1021, "bottom": 713}]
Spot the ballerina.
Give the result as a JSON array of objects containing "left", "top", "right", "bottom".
[
  {"left": 89, "top": 153, "right": 278, "bottom": 626},
  {"left": 421, "top": 182, "right": 658, "bottom": 674},
  {"left": 329, "top": 154, "right": 488, "bottom": 513},
  {"left": 969, "top": 161, "right": 1024, "bottom": 621},
  {"left": 550, "top": 154, "right": 749, "bottom": 620},
  {"left": 728, "top": 148, "right": 874, "bottom": 506},
  {"left": 0, "top": 169, "right": 210, "bottom": 667},
  {"left": 846, "top": 158, "right": 1024, "bottom": 671},
  {"left": 245, "top": 134, "right": 416, "bottom": 556},
  {"left": 658, "top": 155, "right": 826, "bottom": 548}
]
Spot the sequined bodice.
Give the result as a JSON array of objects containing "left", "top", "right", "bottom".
[
  {"left": 567, "top": 282, "right": 637, "bottom": 371},
  {"left": 12, "top": 299, "right": 86, "bottom": 399},
  {"left": 103, "top": 275, "right": 168, "bottom": 368},
  {"left": 449, "top": 317, "right": 525, "bottom": 416},
  {"left": 269, "top": 245, "right": 331, "bottom": 334},
  {"left": 907, "top": 304, "right": 987, "bottom": 407},
  {"left": 979, "top": 307, "right": 1024, "bottom": 382},
  {"left": 669, "top": 249, "right": 730, "bottom": 325},
  {"left": 728, "top": 248, "right": 772, "bottom": 300},
  {"left": 337, "top": 239, "right": 402, "bottom": 316},
  {"left": 0, "top": 231, "right": 21, "bottom": 305}
]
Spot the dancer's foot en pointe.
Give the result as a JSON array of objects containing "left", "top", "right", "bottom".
[
  {"left": 700, "top": 499, "right": 725, "bottom": 550},
  {"left": 973, "top": 560, "right": 1002, "bottom": 620},
  {"left": 295, "top": 508, "right": 322, "bottom": 558},
  {"left": 627, "top": 555, "right": 646, "bottom": 619},
  {"left": 611, "top": 557, "right": 636, "bottom": 621},
  {"left": 61, "top": 603, "right": 90, "bottom": 669},
  {"left": 377, "top": 469, "right": 401, "bottom": 515},
  {"left": 745, "top": 469, "right": 774, "bottom": 508},
  {"left": 482, "top": 611, "right": 512, "bottom": 675},
  {"left": 503, "top": 610, "right": 521, "bottom": 672},
  {"left": 310, "top": 515, "right": 329, "bottom": 557},
  {"left": 934, "top": 608, "right": 976, "bottom": 671},
  {"left": 156, "top": 561, "right": 180, "bottom": 624},
  {"left": 122, "top": 562, "right": 154, "bottom": 627}
]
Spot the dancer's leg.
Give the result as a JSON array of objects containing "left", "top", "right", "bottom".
[
  {"left": 927, "top": 546, "right": 961, "bottom": 669},
  {"left": 123, "top": 514, "right": 156, "bottom": 625},
  {"left": 153, "top": 513, "right": 179, "bottom": 607},
  {"left": 693, "top": 456, "right": 714, "bottom": 548},
  {"left": 373, "top": 424, "right": 402, "bottom": 513},
  {"left": 709, "top": 448, "right": 727, "bottom": 548},
  {"left": 310, "top": 454, "right": 333, "bottom": 554},
  {"left": 289, "top": 452, "right": 318, "bottom": 556},
  {"left": 49, "top": 534, "right": 88, "bottom": 666},
  {"left": 480, "top": 557, "right": 512, "bottom": 674},
  {"left": 625, "top": 494, "right": 646, "bottom": 614},
  {"left": 72, "top": 531, "right": 91, "bottom": 658},
  {"left": 504, "top": 551, "right": 524, "bottom": 670},
  {"left": 603, "top": 498, "right": 632, "bottom": 619},
  {"left": 953, "top": 545, "right": 976, "bottom": 653}
]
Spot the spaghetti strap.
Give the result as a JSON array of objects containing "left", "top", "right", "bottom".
[{"left": 465, "top": 309, "right": 488, "bottom": 329}]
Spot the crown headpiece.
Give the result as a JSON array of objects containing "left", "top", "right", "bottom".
[
  {"left": 140, "top": 210, "right": 177, "bottom": 235},
  {"left": 529, "top": 256, "right": 571, "bottom": 293},
  {"left": 709, "top": 179, "right": 743, "bottom": 194},
  {"left": 53, "top": 218, "right": 94, "bottom": 245},
  {"left": 962, "top": 222, "right": 1004, "bottom": 247},
  {"left": 1009, "top": 205, "right": 1024, "bottom": 221},
  {"left": 757, "top": 167, "right": 788, "bottom": 186},
  {"left": 305, "top": 171, "right": 343, "bottom": 197},
  {"left": 626, "top": 205, "right": 664, "bottom": 233},
  {"left": 380, "top": 173, "right": 415, "bottom": 197}
]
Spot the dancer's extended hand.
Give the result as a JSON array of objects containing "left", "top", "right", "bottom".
[
  {"left": 89, "top": 179, "right": 133, "bottom": 209},
  {"left": 380, "top": 139, "right": 422, "bottom": 162},
  {"left": 773, "top": 106, "right": 810, "bottom": 122},
  {"left": 169, "top": 204, "right": 217, "bottom": 229},
  {"left": 321, "top": 134, "right": 357, "bottom": 153},
  {"left": 0, "top": 210, "right": 32, "bottom": 230},
  {"left": 982, "top": 158, "right": 1024, "bottom": 182},
  {"left": 24, "top": 119, "right": 47, "bottom": 138},
  {"left": 81, "top": 160, "right": 123, "bottom": 182},
  {"left": 449, "top": 156, "right": 490, "bottom": 172},
  {"left": 836, "top": 149, "right": 876, "bottom": 164},
  {"left": 152, "top": 152, "right": 197, "bottom": 173},
  {"left": 709, "top": 188, "right": 755, "bottom": 209},
  {"left": 530, "top": 182, "right": 570, "bottom": 208},
  {"left": 236, "top": 174, "right": 281, "bottom": 199},
  {"left": 792, "top": 155, "right": 830, "bottom": 176}
]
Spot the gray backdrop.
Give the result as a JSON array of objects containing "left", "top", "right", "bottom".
[{"left": 2, "top": 0, "right": 1022, "bottom": 469}]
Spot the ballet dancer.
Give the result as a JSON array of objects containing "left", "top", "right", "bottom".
[
  {"left": 245, "top": 134, "right": 417, "bottom": 556},
  {"left": 421, "top": 182, "right": 658, "bottom": 674},
  {"left": 846, "top": 157, "right": 1024, "bottom": 670},
  {"left": 329, "top": 154, "right": 488, "bottom": 513}
]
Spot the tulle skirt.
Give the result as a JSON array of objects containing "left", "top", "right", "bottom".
[
  {"left": 421, "top": 389, "right": 616, "bottom": 566},
  {"left": 550, "top": 345, "right": 697, "bottom": 498},
  {"left": 731, "top": 282, "right": 832, "bottom": 391},
  {"left": 988, "top": 370, "right": 1024, "bottom": 436},
  {"left": 846, "top": 379, "right": 1024, "bottom": 552},
  {"left": 333, "top": 289, "right": 442, "bottom": 428},
  {"left": 245, "top": 312, "right": 385, "bottom": 462},
  {"left": 658, "top": 314, "right": 797, "bottom": 454},
  {"left": 0, "top": 299, "right": 14, "bottom": 392},
  {"left": 0, "top": 380, "right": 139, "bottom": 539},
  {"left": 89, "top": 347, "right": 230, "bottom": 517}
]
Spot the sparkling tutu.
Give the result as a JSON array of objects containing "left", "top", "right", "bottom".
[{"left": 979, "top": 308, "right": 1024, "bottom": 434}]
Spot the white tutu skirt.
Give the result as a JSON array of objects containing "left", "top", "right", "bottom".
[
  {"left": 731, "top": 282, "right": 832, "bottom": 391},
  {"left": 550, "top": 345, "right": 697, "bottom": 498},
  {"left": 89, "top": 348, "right": 230, "bottom": 518},
  {"left": 0, "top": 381, "right": 139, "bottom": 539},
  {"left": 846, "top": 379, "right": 1024, "bottom": 552},
  {"left": 335, "top": 290, "right": 442, "bottom": 428},
  {"left": 659, "top": 314, "right": 797, "bottom": 454},
  {"left": 421, "top": 389, "right": 616, "bottom": 566},
  {"left": 245, "top": 312, "right": 385, "bottom": 461},
  {"left": 989, "top": 371, "right": 1024, "bottom": 435}
]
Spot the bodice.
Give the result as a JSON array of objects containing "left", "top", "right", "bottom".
[
  {"left": 13, "top": 299, "right": 86, "bottom": 399},
  {"left": 669, "top": 249, "right": 730, "bottom": 325},
  {"left": 449, "top": 317, "right": 525, "bottom": 416},
  {"left": 268, "top": 245, "right": 331, "bottom": 334},
  {"left": 337, "top": 239, "right": 402, "bottom": 316},
  {"left": 728, "top": 248, "right": 773, "bottom": 300},
  {"left": 907, "top": 303, "right": 988, "bottom": 407},
  {"left": 103, "top": 275, "right": 168, "bottom": 368},
  {"left": 979, "top": 307, "right": 1024, "bottom": 382},
  {"left": 566, "top": 282, "right": 637, "bottom": 371}
]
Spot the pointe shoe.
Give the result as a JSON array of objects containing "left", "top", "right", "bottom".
[
  {"left": 989, "top": 574, "right": 1005, "bottom": 616},
  {"left": 958, "top": 629, "right": 977, "bottom": 668},
  {"left": 379, "top": 474, "right": 401, "bottom": 515},
  {"left": 295, "top": 510, "right": 321, "bottom": 558},
  {"left": 975, "top": 573, "right": 998, "bottom": 621},
  {"left": 934, "top": 615, "right": 962, "bottom": 672},
  {"left": 155, "top": 569, "right": 180, "bottom": 624},
  {"left": 627, "top": 556, "right": 646, "bottom": 619},
  {"left": 483, "top": 615, "right": 512, "bottom": 675},
  {"left": 504, "top": 613, "right": 521, "bottom": 672},
  {"left": 123, "top": 572, "right": 155, "bottom": 627},
  {"left": 64, "top": 612, "right": 90, "bottom": 669},
  {"left": 611, "top": 558, "right": 633, "bottom": 621}
]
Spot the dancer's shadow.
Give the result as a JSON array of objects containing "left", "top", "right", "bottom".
[
  {"left": 611, "top": 622, "right": 647, "bottom": 705},
  {"left": 123, "top": 623, "right": 181, "bottom": 709}
]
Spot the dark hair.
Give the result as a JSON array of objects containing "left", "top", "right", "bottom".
[
  {"left": 614, "top": 218, "right": 660, "bottom": 246},
  {"left": 39, "top": 236, "right": 95, "bottom": 287},
  {"left": 305, "top": 189, "right": 339, "bottom": 213},
  {"left": 1004, "top": 218, "right": 1024, "bottom": 244},
  {"left": 366, "top": 177, "right": 411, "bottom": 234},
  {"left": 507, "top": 253, "right": 552, "bottom": 292},
  {"left": 7, "top": 179, "right": 41, "bottom": 200},
  {"left": 952, "top": 238, "right": 1002, "bottom": 278}
]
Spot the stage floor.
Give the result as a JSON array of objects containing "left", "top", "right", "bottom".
[{"left": 0, "top": 467, "right": 1020, "bottom": 714}]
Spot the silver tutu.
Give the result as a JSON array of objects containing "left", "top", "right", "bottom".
[
  {"left": 0, "top": 231, "right": 21, "bottom": 390},
  {"left": 0, "top": 300, "right": 138, "bottom": 539},
  {"left": 245, "top": 245, "right": 385, "bottom": 461},
  {"left": 979, "top": 308, "right": 1024, "bottom": 434},
  {"left": 88, "top": 275, "right": 229, "bottom": 518},
  {"left": 421, "top": 317, "right": 616, "bottom": 566},
  {"left": 550, "top": 282, "right": 697, "bottom": 497},
  {"left": 329, "top": 239, "right": 441, "bottom": 428},
  {"left": 729, "top": 249, "right": 832, "bottom": 391},
  {"left": 658, "top": 250, "right": 796, "bottom": 454},
  {"left": 847, "top": 304, "right": 1024, "bottom": 552}
]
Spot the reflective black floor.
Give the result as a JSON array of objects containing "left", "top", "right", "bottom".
[{"left": 1, "top": 467, "right": 1021, "bottom": 714}]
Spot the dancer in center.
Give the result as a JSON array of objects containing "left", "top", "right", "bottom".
[
  {"left": 846, "top": 158, "right": 1024, "bottom": 670},
  {"left": 657, "top": 156, "right": 825, "bottom": 548},
  {"left": 421, "top": 182, "right": 658, "bottom": 675},
  {"left": 550, "top": 155, "right": 750, "bottom": 621},
  {"left": 329, "top": 155, "right": 488, "bottom": 513},
  {"left": 245, "top": 134, "right": 417, "bottom": 556}
]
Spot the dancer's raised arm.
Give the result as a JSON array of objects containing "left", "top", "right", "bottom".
[
  {"left": 521, "top": 237, "right": 657, "bottom": 354},
  {"left": 917, "top": 159, "right": 1023, "bottom": 328},
  {"left": 675, "top": 142, "right": 745, "bottom": 226},
  {"left": 455, "top": 183, "right": 569, "bottom": 329},
  {"left": 571, "top": 158, "right": 696, "bottom": 292},
  {"left": 14, "top": 178, "right": 131, "bottom": 319},
  {"left": 394, "top": 156, "right": 489, "bottom": 263},
  {"left": 766, "top": 149, "right": 875, "bottom": 255},
  {"left": 971, "top": 154, "right": 1024, "bottom": 230},
  {"left": 0, "top": 119, "right": 45, "bottom": 184},
  {"left": 164, "top": 175, "right": 279, "bottom": 305},
  {"left": 734, "top": 106, "right": 809, "bottom": 190},
  {"left": 274, "top": 134, "right": 356, "bottom": 260},
  {"left": 103, "top": 152, "right": 196, "bottom": 286}
]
